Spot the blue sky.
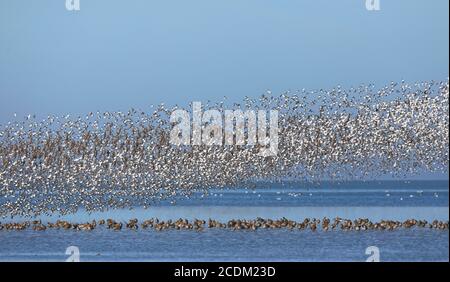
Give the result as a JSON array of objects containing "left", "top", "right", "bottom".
[
  {"left": 1, "top": 0, "right": 448, "bottom": 120},
  {"left": 0, "top": 0, "right": 448, "bottom": 179}
]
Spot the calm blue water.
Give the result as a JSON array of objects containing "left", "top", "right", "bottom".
[
  {"left": 169, "top": 180, "right": 449, "bottom": 207},
  {"left": 0, "top": 228, "right": 448, "bottom": 262},
  {"left": 0, "top": 180, "right": 448, "bottom": 261}
]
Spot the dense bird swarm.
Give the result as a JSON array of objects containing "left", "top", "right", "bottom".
[{"left": 0, "top": 80, "right": 448, "bottom": 217}]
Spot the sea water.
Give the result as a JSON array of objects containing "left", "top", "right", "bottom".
[{"left": 0, "top": 180, "right": 448, "bottom": 261}]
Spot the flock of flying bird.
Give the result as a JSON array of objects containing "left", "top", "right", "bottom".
[{"left": 0, "top": 79, "right": 448, "bottom": 218}]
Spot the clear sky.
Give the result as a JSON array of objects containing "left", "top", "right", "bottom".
[
  {"left": 0, "top": 0, "right": 448, "bottom": 179},
  {"left": 1, "top": 0, "right": 448, "bottom": 119}
]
